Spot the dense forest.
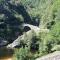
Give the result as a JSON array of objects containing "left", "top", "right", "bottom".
[{"left": 0, "top": 0, "right": 60, "bottom": 60}]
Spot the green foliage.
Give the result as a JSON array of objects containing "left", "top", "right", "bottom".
[
  {"left": 39, "top": 21, "right": 60, "bottom": 53},
  {"left": 14, "top": 47, "right": 35, "bottom": 60},
  {"left": 13, "top": 0, "right": 60, "bottom": 59},
  {"left": 14, "top": 47, "right": 28, "bottom": 60},
  {"left": 0, "top": 0, "right": 60, "bottom": 59}
]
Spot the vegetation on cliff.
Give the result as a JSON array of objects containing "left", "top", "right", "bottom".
[{"left": 0, "top": 0, "right": 60, "bottom": 60}]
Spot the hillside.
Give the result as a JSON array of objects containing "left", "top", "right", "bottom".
[{"left": 0, "top": 0, "right": 60, "bottom": 60}]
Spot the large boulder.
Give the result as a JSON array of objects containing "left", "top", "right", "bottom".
[{"left": 36, "top": 51, "right": 60, "bottom": 60}]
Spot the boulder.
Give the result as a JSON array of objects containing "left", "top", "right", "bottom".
[{"left": 36, "top": 51, "right": 60, "bottom": 60}]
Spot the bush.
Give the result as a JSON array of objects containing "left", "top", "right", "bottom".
[
  {"left": 14, "top": 47, "right": 35, "bottom": 60},
  {"left": 14, "top": 47, "right": 29, "bottom": 60}
]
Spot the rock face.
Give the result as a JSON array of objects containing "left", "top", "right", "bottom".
[{"left": 36, "top": 51, "right": 60, "bottom": 60}]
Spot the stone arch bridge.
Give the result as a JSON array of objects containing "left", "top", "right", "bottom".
[{"left": 7, "top": 24, "right": 49, "bottom": 48}]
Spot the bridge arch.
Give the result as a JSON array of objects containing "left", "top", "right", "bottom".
[{"left": 23, "top": 26, "right": 31, "bottom": 32}]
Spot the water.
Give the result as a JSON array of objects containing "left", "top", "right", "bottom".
[{"left": 0, "top": 47, "right": 14, "bottom": 60}]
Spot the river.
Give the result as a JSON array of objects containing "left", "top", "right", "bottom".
[{"left": 0, "top": 47, "right": 14, "bottom": 60}]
